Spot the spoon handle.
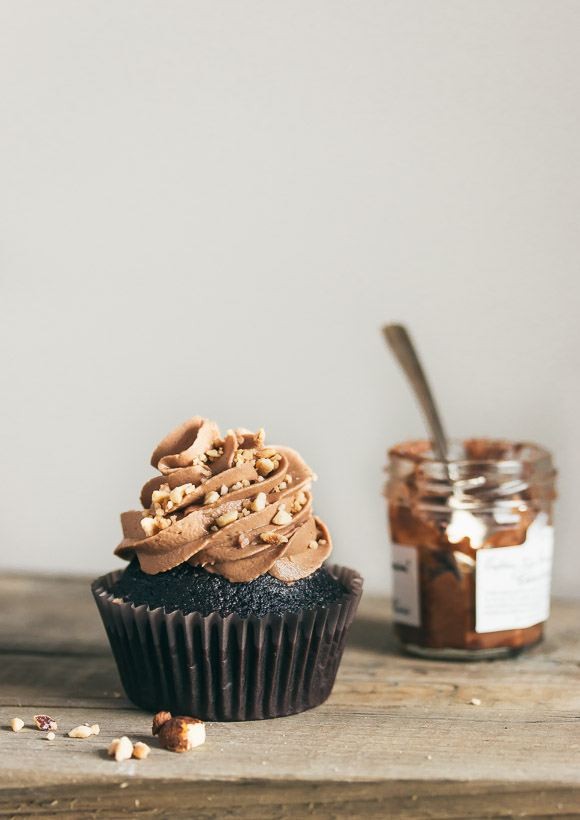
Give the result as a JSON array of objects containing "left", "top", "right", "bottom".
[{"left": 382, "top": 323, "right": 449, "bottom": 462}]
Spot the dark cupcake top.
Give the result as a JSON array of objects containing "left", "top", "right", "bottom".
[{"left": 115, "top": 416, "right": 332, "bottom": 582}]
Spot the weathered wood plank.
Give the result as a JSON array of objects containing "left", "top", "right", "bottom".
[
  {"left": 1, "top": 780, "right": 580, "bottom": 819},
  {"left": 1, "top": 573, "right": 580, "bottom": 818},
  {"left": 2, "top": 699, "right": 580, "bottom": 786}
]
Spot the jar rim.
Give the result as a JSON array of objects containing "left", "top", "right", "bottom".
[{"left": 387, "top": 437, "right": 553, "bottom": 469}]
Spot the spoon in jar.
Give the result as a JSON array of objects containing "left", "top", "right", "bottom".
[
  {"left": 382, "top": 323, "right": 489, "bottom": 547},
  {"left": 381, "top": 323, "right": 449, "bottom": 463}
]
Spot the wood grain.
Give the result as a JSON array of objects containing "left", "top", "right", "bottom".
[{"left": 1, "top": 573, "right": 580, "bottom": 818}]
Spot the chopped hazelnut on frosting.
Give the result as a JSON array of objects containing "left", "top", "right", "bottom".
[
  {"left": 151, "top": 487, "right": 170, "bottom": 505},
  {"left": 141, "top": 514, "right": 177, "bottom": 537},
  {"left": 256, "top": 458, "right": 275, "bottom": 476},
  {"left": 216, "top": 510, "right": 239, "bottom": 528},
  {"left": 251, "top": 492, "right": 267, "bottom": 512},
  {"left": 291, "top": 491, "right": 308, "bottom": 514},
  {"left": 260, "top": 532, "right": 289, "bottom": 546},
  {"left": 272, "top": 507, "right": 292, "bottom": 526},
  {"left": 256, "top": 448, "right": 276, "bottom": 459}
]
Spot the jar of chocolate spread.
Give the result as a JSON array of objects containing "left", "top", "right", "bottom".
[{"left": 385, "top": 438, "right": 557, "bottom": 659}]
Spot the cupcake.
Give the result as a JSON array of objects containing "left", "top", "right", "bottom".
[{"left": 92, "top": 416, "right": 362, "bottom": 720}]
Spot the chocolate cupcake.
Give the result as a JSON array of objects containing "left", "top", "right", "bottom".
[{"left": 92, "top": 416, "right": 362, "bottom": 721}]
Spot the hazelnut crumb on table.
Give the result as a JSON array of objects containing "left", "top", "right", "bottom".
[
  {"left": 152, "top": 711, "right": 206, "bottom": 752},
  {"left": 68, "top": 725, "right": 94, "bottom": 738},
  {"left": 108, "top": 736, "right": 133, "bottom": 762},
  {"left": 132, "top": 742, "right": 151, "bottom": 759},
  {"left": 34, "top": 715, "right": 57, "bottom": 732}
]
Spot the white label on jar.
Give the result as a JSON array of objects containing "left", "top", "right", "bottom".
[
  {"left": 391, "top": 544, "right": 421, "bottom": 627},
  {"left": 475, "top": 513, "right": 554, "bottom": 633}
]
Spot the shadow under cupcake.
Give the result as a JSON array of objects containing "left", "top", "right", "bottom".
[{"left": 93, "top": 416, "right": 362, "bottom": 721}]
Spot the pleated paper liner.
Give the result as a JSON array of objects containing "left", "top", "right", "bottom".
[{"left": 92, "top": 563, "right": 363, "bottom": 721}]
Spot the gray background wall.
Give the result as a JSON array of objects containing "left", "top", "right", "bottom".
[{"left": 1, "top": 1, "right": 579, "bottom": 596}]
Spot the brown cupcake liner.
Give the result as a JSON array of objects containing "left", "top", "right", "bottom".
[{"left": 91, "top": 564, "right": 363, "bottom": 721}]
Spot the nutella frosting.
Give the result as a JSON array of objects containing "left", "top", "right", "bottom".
[{"left": 115, "top": 416, "right": 332, "bottom": 582}]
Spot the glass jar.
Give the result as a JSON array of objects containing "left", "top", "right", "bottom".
[{"left": 384, "top": 438, "right": 556, "bottom": 659}]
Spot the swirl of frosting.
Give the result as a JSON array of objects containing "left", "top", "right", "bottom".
[{"left": 115, "top": 416, "right": 332, "bottom": 582}]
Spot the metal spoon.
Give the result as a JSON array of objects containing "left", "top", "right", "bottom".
[{"left": 382, "top": 323, "right": 449, "bottom": 462}]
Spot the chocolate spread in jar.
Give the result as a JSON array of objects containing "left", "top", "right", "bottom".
[{"left": 385, "top": 438, "right": 556, "bottom": 658}]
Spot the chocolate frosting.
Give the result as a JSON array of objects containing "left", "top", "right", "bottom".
[{"left": 115, "top": 416, "right": 332, "bottom": 582}]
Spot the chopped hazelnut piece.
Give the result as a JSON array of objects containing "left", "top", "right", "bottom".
[
  {"left": 216, "top": 510, "right": 239, "bottom": 528},
  {"left": 256, "top": 458, "right": 275, "bottom": 476},
  {"left": 204, "top": 491, "right": 220, "bottom": 504},
  {"left": 113, "top": 736, "right": 134, "bottom": 762},
  {"left": 133, "top": 742, "right": 151, "bottom": 759},
  {"left": 234, "top": 448, "right": 255, "bottom": 466},
  {"left": 108, "top": 738, "right": 121, "bottom": 755},
  {"left": 308, "top": 540, "right": 318, "bottom": 549},
  {"left": 272, "top": 509, "right": 292, "bottom": 526},
  {"left": 152, "top": 711, "right": 172, "bottom": 736},
  {"left": 291, "top": 491, "right": 307, "bottom": 513},
  {"left": 151, "top": 488, "right": 170, "bottom": 504},
  {"left": 220, "top": 485, "right": 228, "bottom": 495},
  {"left": 469, "top": 698, "right": 482, "bottom": 706},
  {"left": 68, "top": 725, "right": 93, "bottom": 738},
  {"left": 169, "top": 487, "right": 183, "bottom": 505},
  {"left": 256, "top": 448, "right": 276, "bottom": 459},
  {"left": 46, "top": 732, "right": 56, "bottom": 741},
  {"left": 34, "top": 715, "right": 57, "bottom": 732},
  {"left": 260, "top": 532, "right": 289, "bottom": 546},
  {"left": 170, "top": 485, "right": 193, "bottom": 505},
  {"left": 90, "top": 724, "right": 100, "bottom": 735},
  {"left": 141, "top": 513, "right": 177, "bottom": 537},
  {"left": 10, "top": 718, "right": 24, "bottom": 732},
  {"left": 140, "top": 517, "right": 157, "bottom": 537},
  {"left": 251, "top": 492, "right": 267, "bottom": 512},
  {"left": 158, "top": 717, "right": 206, "bottom": 752}
]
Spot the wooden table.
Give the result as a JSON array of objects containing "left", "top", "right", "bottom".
[{"left": 1, "top": 573, "right": 579, "bottom": 819}]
